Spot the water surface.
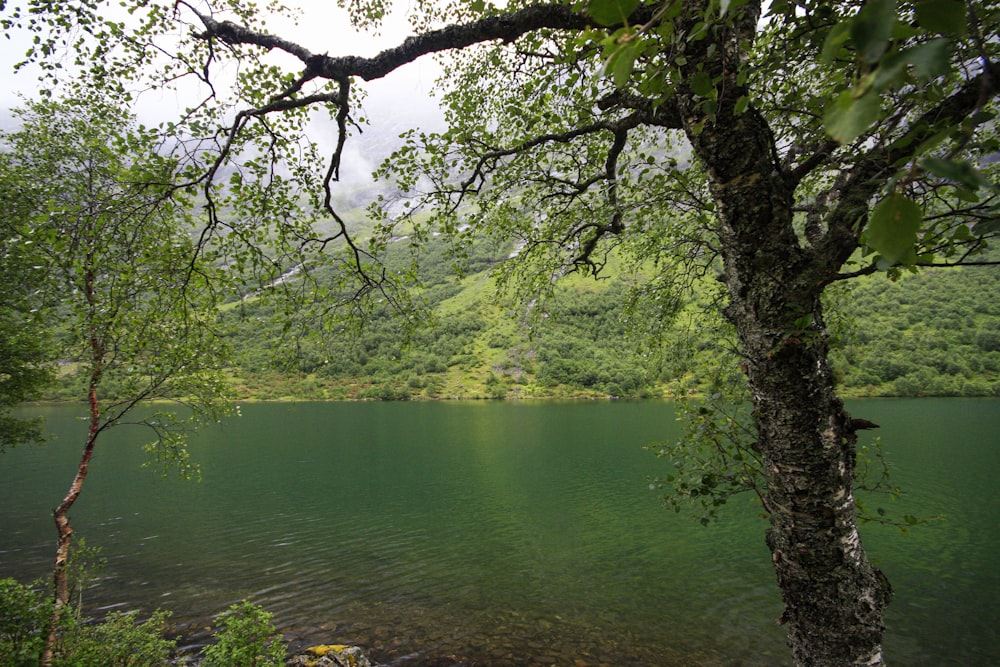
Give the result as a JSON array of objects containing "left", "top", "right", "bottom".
[{"left": 1, "top": 399, "right": 996, "bottom": 665}]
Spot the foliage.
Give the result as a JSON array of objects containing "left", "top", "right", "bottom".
[
  {"left": 648, "top": 399, "right": 760, "bottom": 525},
  {"left": 56, "top": 610, "right": 175, "bottom": 667},
  {"left": 1, "top": 577, "right": 291, "bottom": 667},
  {"left": 756, "top": 0, "right": 1000, "bottom": 271},
  {"left": 831, "top": 259, "right": 1000, "bottom": 397},
  {"left": 1, "top": 92, "right": 236, "bottom": 663},
  {"left": 201, "top": 601, "right": 286, "bottom": 667},
  {"left": 0, "top": 94, "right": 235, "bottom": 462},
  {"left": 0, "top": 536, "right": 107, "bottom": 666},
  {"left": 63, "top": 538, "right": 107, "bottom": 616},
  {"left": 0, "top": 577, "right": 175, "bottom": 667},
  {"left": 0, "top": 225, "right": 54, "bottom": 451},
  {"left": 203, "top": 235, "right": 1000, "bottom": 401},
  {"left": 32, "top": 236, "right": 1000, "bottom": 403},
  {"left": 0, "top": 578, "right": 52, "bottom": 666}
]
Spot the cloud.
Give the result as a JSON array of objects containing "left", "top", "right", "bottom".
[{"left": 0, "top": 0, "right": 445, "bottom": 127}]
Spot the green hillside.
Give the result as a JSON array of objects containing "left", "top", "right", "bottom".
[
  {"left": 36, "top": 223, "right": 999, "bottom": 403},
  {"left": 830, "top": 262, "right": 1000, "bottom": 397},
  {"left": 212, "top": 236, "right": 1000, "bottom": 401}
]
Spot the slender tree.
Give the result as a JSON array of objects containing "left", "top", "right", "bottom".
[
  {"left": 4, "top": 1, "right": 998, "bottom": 664},
  {"left": 0, "top": 94, "right": 233, "bottom": 664}
]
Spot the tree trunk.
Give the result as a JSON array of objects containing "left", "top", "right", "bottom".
[
  {"left": 41, "top": 264, "right": 103, "bottom": 667},
  {"left": 731, "top": 278, "right": 893, "bottom": 665},
  {"left": 695, "top": 129, "right": 893, "bottom": 665},
  {"left": 669, "top": 3, "right": 894, "bottom": 660},
  {"left": 695, "top": 120, "right": 893, "bottom": 665},
  {"left": 40, "top": 392, "right": 99, "bottom": 666}
]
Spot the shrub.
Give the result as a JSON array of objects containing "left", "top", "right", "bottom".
[
  {"left": 1, "top": 578, "right": 174, "bottom": 667},
  {"left": 59, "top": 609, "right": 175, "bottom": 667},
  {"left": 0, "top": 578, "right": 51, "bottom": 667},
  {"left": 975, "top": 329, "right": 1000, "bottom": 352},
  {"left": 200, "top": 601, "right": 286, "bottom": 667}
]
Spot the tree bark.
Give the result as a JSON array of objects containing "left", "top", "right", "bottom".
[
  {"left": 723, "top": 247, "right": 893, "bottom": 665},
  {"left": 41, "top": 265, "right": 104, "bottom": 667},
  {"left": 693, "top": 115, "right": 893, "bottom": 665},
  {"left": 670, "top": 3, "right": 893, "bottom": 663}
]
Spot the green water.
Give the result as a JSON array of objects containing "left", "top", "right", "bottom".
[{"left": 1, "top": 400, "right": 997, "bottom": 665}]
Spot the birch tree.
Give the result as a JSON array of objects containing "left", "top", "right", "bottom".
[{"left": 0, "top": 94, "right": 233, "bottom": 664}]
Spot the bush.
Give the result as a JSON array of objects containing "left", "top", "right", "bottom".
[
  {"left": 975, "top": 329, "right": 1000, "bottom": 352},
  {"left": 0, "top": 578, "right": 51, "bottom": 667},
  {"left": 59, "top": 609, "right": 175, "bottom": 667},
  {"left": 1, "top": 578, "right": 174, "bottom": 667},
  {"left": 425, "top": 357, "right": 448, "bottom": 373},
  {"left": 200, "top": 601, "right": 286, "bottom": 667}
]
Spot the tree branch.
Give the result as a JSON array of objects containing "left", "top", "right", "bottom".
[
  {"left": 816, "top": 61, "right": 1000, "bottom": 276},
  {"left": 189, "top": 3, "right": 614, "bottom": 83},
  {"left": 571, "top": 125, "right": 629, "bottom": 270}
]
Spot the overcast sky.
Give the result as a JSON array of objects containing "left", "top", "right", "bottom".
[
  {"left": 0, "top": 1, "right": 446, "bottom": 182},
  {"left": 270, "top": 1, "right": 448, "bottom": 184}
]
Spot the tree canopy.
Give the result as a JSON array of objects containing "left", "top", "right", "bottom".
[{"left": 0, "top": 210, "right": 53, "bottom": 451}]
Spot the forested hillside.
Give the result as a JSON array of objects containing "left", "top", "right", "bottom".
[
  {"left": 192, "top": 242, "right": 1000, "bottom": 401},
  {"left": 831, "top": 262, "right": 1000, "bottom": 397},
  {"left": 216, "top": 238, "right": 670, "bottom": 401},
  {"left": 37, "top": 224, "right": 998, "bottom": 403}
]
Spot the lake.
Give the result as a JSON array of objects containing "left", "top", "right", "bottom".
[{"left": 1, "top": 399, "right": 997, "bottom": 665}]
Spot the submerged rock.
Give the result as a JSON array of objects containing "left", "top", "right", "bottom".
[{"left": 286, "top": 643, "right": 376, "bottom": 667}]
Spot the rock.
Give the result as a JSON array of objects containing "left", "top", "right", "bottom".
[{"left": 286, "top": 643, "right": 376, "bottom": 667}]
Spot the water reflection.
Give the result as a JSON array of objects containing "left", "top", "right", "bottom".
[{"left": 1, "top": 400, "right": 997, "bottom": 665}]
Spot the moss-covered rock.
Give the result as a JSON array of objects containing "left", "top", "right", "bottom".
[{"left": 286, "top": 643, "right": 375, "bottom": 667}]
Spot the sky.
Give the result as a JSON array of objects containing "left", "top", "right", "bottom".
[
  {"left": 0, "top": 0, "right": 442, "bottom": 102},
  {"left": 0, "top": 0, "right": 447, "bottom": 182}
]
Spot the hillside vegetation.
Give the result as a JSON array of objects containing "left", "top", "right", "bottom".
[
  {"left": 215, "top": 238, "right": 1000, "bottom": 401},
  {"left": 830, "top": 263, "right": 1000, "bottom": 397},
  {"left": 39, "top": 231, "right": 999, "bottom": 402}
]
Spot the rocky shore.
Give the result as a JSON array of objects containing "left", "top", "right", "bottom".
[{"left": 287, "top": 644, "right": 376, "bottom": 667}]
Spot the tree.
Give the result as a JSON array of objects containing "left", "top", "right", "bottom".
[
  {"left": 4, "top": 0, "right": 998, "bottom": 664},
  {"left": 0, "top": 95, "right": 233, "bottom": 664},
  {"left": 0, "top": 230, "right": 54, "bottom": 451}
]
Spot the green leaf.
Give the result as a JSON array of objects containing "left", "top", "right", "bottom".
[
  {"left": 870, "top": 50, "right": 909, "bottom": 90},
  {"left": 587, "top": 0, "right": 640, "bottom": 26},
  {"left": 824, "top": 89, "right": 879, "bottom": 144},
  {"left": 912, "top": 125, "right": 952, "bottom": 156},
  {"left": 820, "top": 21, "right": 852, "bottom": 64},
  {"left": 690, "top": 71, "right": 716, "bottom": 98},
  {"left": 915, "top": 0, "right": 968, "bottom": 36},
  {"left": 851, "top": 0, "right": 896, "bottom": 64},
  {"left": 609, "top": 42, "right": 638, "bottom": 88},
  {"left": 921, "top": 157, "right": 996, "bottom": 192},
  {"left": 866, "top": 192, "right": 924, "bottom": 265},
  {"left": 953, "top": 187, "right": 980, "bottom": 202},
  {"left": 975, "top": 216, "right": 1000, "bottom": 235},
  {"left": 905, "top": 38, "right": 952, "bottom": 80}
]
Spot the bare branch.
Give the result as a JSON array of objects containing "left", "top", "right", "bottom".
[{"left": 188, "top": 3, "right": 614, "bottom": 83}]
